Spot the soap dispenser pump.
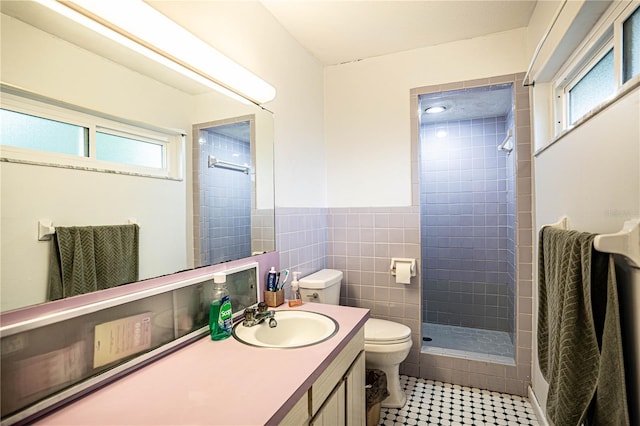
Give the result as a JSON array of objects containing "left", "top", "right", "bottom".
[{"left": 288, "top": 272, "right": 302, "bottom": 307}]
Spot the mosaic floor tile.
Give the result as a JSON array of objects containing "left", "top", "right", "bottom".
[{"left": 379, "top": 375, "right": 539, "bottom": 426}]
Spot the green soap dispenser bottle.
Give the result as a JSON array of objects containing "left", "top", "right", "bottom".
[{"left": 209, "top": 272, "right": 233, "bottom": 340}]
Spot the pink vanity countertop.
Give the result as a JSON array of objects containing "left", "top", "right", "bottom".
[{"left": 34, "top": 303, "right": 369, "bottom": 426}]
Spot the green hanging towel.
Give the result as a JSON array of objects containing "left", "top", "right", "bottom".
[
  {"left": 538, "top": 226, "right": 629, "bottom": 426},
  {"left": 48, "top": 224, "right": 139, "bottom": 300}
]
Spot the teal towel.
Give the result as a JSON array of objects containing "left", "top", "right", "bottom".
[
  {"left": 538, "top": 227, "right": 629, "bottom": 426},
  {"left": 48, "top": 224, "right": 139, "bottom": 300}
]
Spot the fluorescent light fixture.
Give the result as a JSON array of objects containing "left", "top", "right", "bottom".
[
  {"left": 425, "top": 106, "right": 446, "bottom": 114},
  {"left": 39, "top": 0, "right": 275, "bottom": 104}
]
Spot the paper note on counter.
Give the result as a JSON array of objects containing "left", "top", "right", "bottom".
[{"left": 93, "top": 312, "right": 152, "bottom": 368}]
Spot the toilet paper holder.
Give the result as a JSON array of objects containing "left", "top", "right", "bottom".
[{"left": 389, "top": 258, "right": 416, "bottom": 277}]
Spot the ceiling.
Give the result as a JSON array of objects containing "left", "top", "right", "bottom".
[
  {"left": 420, "top": 85, "right": 513, "bottom": 124},
  {"left": 260, "top": 0, "right": 537, "bottom": 66},
  {"left": 2, "top": 0, "right": 536, "bottom": 119}
]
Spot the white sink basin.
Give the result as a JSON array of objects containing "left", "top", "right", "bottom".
[{"left": 232, "top": 310, "right": 339, "bottom": 348}]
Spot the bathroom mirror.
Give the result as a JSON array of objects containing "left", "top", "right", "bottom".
[{"left": 0, "top": 2, "right": 275, "bottom": 312}]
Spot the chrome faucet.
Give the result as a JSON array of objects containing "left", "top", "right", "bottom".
[{"left": 242, "top": 302, "right": 277, "bottom": 328}]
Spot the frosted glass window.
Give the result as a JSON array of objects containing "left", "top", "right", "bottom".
[
  {"left": 0, "top": 108, "right": 88, "bottom": 156},
  {"left": 623, "top": 6, "right": 640, "bottom": 83},
  {"left": 569, "top": 49, "right": 615, "bottom": 124},
  {"left": 96, "top": 131, "right": 164, "bottom": 168}
]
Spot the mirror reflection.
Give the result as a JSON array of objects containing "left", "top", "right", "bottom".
[
  {"left": 0, "top": 2, "right": 275, "bottom": 313},
  {"left": 193, "top": 117, "right": 275, "bottom": 267}
]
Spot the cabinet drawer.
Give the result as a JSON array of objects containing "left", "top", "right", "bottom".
[{"left": 311, "top": 327, "right": 364, "bottom": 415}]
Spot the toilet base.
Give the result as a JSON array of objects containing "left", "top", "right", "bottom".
[
  {"left": 365, "top": 360, "right": 407, "bottom": 409},
  {"left": 378, "top": 364, "right": 406, "bottom": 408}
]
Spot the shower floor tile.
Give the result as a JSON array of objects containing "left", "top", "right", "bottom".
[
  {"left": 379, "top": 375, "right": 539, "bottom": 425},
  {"left": 422, "top": 323, "right": 515, "bottom": 365}
]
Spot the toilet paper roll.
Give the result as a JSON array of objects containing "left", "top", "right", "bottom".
[{"left": 395, "top": 262, "right": 412, "bottom": 284}]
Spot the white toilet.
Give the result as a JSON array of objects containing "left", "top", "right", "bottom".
[{"left": 298, "top": 269, "right": 413, "bottom": 408}]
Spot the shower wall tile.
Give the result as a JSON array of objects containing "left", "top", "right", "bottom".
[
  {"left": 201, "top": 131, "right": 252, "bottom": 265},
  {"left": 276, "top": 207, "right": 328, "bottom": 293},
  {"left": 251, "top": 208, "right": 275, "bottom": 255},
  {"left": 505, "top": 105, "right": 517, "bottom": 343},
  {"left": 420, "top": 115, "right": 513, "bottom": 332},
  {"left": 326, "top": 206, "right": 422, "bottom": 376}
]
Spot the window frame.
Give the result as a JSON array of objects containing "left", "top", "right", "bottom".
[
  {"left": 95, "top": 126, "right": 168, "bottom": 169},
  {"left": 0, "top": 90, "right": 184, "bottom": 179},
  {"left": 552, "top": 1, "right": 640, "bottom": 134},
  {"left": 621, "top": 3, "right": 640, "bottom": 84},
  {"left": 564, "top": 41, "right": 615, "bottom": 126}
]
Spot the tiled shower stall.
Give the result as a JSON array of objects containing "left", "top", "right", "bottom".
[{"left": 419, "top": 89, "right": 518, "bottom": 364}]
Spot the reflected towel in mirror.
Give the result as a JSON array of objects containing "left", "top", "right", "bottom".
[{"left": 48, "top": 225, "right": 139, "bottom": 300}]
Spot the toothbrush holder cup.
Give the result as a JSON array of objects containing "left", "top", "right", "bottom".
[{"left": 264, "top": 290, "right": 284, "bottom": 307}]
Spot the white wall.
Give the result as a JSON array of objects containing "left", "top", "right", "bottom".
[
  {"left": 324, "top": 28, "right": 529, "bottom": 207},
  {"left": 527, "top": 1, "right": 640, "bottom": 421},
  {"left": 532, "top": 88, "right": 640, "bottom": 419},
  {"left": 525, "top": 0, "right": 563, "bottom": 63}
]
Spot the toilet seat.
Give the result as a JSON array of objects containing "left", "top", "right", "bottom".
[{"left": 365, "top": 318, "right": 411, "bottom": 345}]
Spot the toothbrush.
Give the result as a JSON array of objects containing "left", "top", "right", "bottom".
[{"left": 277, "top": 269, "right": 290, "bottom": 290}]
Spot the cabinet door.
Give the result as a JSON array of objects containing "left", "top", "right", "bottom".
[
  {"left": 345, "top": 351, "right": 365, "bottom": 426},
  {"left": 310, "top": 381, "right": 346, "bottom": 426},
  {"left": 279, "top": 391, "right": 310, "bottom": 425},
  {"left": 312, "top": 328, "right": 364, "bottom": 415}
]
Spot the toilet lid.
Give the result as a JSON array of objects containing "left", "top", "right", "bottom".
[{"left": 364, "top": 318, "right": 411, "bottom": 344}]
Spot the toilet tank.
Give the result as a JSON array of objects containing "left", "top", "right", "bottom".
[{"left": 298, "top": 269, "right": 343, "bottom": 305}]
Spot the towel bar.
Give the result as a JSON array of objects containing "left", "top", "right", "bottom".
[
  {"left": 38, "top": 219, "right": 139, "bottom": 241},
  {"left": 208, "top": 155, "right": 250, "bottom": 174},
  {"left": 594, "top": 218, "right": 640, "bottom": 268},
  {"left": 541, "top": 216, "right": 640, "bottom": 269},
  {"left": 543, "top": 216, "right": 569, "bottom": 230}
]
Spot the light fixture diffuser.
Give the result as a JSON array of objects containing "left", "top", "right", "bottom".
[
  {"left": 425, "top": 106, "right": 446, "bottom": 114},
  {"left": 48, "top": 0, "right": 276, "bottom": 104}
]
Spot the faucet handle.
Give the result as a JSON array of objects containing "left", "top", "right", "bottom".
[
  {"left": 257, "top": 302, "right": 268, "bottom": 313},
  {"left": 244, "top": 307, "right": 256, "bottom": 321}
]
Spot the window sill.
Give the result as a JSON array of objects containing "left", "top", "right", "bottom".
[{"left": 0, "top": 156, "right": 183, "bottom": 182}]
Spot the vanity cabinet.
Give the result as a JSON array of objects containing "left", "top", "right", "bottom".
[
  {"left": 279, "top": 327, "right": 365, "bottom": 426},
  {"left": 22, "top": 302, "right": 369, "bottom": 426}
]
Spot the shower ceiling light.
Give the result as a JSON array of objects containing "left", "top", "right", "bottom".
[
  {"left": 41, "top": 0, "right": 276, "bottom": 105},
  {"left": 425, "top": 106, "right": 447, "bottom": 114},
  {"left": 436, "top": 129, "right": 448, "bottom": 138}
]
